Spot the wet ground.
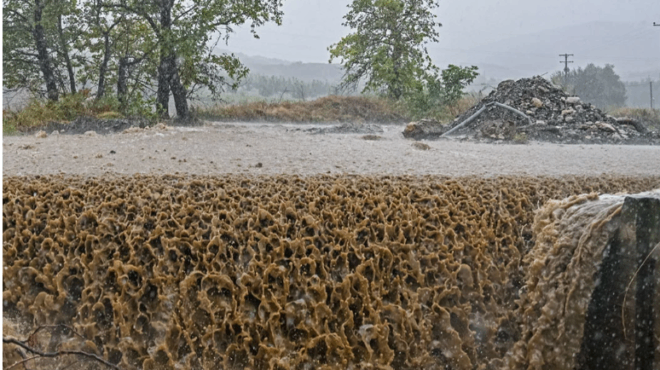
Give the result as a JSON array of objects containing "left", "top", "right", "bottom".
[{"left": 4, "top": 121, "right": 660, "bottom": 177}]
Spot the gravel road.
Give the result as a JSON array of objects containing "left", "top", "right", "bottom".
[{"left": 3, "top": 122, "right": 660, "bottom": 177}]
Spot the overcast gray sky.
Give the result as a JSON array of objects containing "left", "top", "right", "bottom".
[{"left": 223, "top": 0, "right": 660, "bottom": 65}]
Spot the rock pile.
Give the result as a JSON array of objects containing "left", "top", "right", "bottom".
[{"left": 405, "top": 76, "right": 660, "bottom": 144}]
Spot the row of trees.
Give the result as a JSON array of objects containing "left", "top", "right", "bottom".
[
  {"left": 551, "top": 64, "right": 627, "bottom": 109},
  {"left": 4, "top": 0, "right": 479, "bottom": 119},
  {"left": 238, "top": 75, "right": 339, "bottom": 100},
  {"left": 3, "top": 0, "right": 284, "bottom": 119}
]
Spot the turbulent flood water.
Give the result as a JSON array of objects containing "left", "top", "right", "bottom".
[
  {"left": 508, "top": 191, "right": 660, "bottom": 369},
  {"left": 3, "top": 175, "right": 659, "bottom": 369},
  {"left": 5, "top": 121, "right": 660, "bottom": 178}
]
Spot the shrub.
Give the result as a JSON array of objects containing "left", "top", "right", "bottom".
[
  {"left": 404, "top": 65, "right": 479, "bottom": 120},
  {"left": 3, "top": 91, "right": 157, "bottom": 134}
]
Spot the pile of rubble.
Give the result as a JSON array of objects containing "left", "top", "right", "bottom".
[{"left": 404, "top": 76, "right": 659, "bottom": 144}]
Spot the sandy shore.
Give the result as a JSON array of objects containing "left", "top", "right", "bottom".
[{"left": 3, "top": 122, "right": 660, "bottom": 177}]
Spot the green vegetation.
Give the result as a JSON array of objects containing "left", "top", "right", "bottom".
[
  {"left": 405, "top": 65, "right": 480, "bottom": 119},
  {"left": 2, "top": 91, "right": 157, "bottom": 134},
  {"left": 4, "top": 91, "right": 480, "bottom": 134},
  {"left": 3, "top": 0, "right": 283, "bottom": 119},
  {"left": 328, "top": 0, "right": 441, "bottom": 99},
  {"left": 4, "top": 0, "right": 478, "bottom": 129},
  {"left": 551, "top": 64, "right": 627, "bottom": 109},
  {"left": 328, "top": 0, "right": 478, "bottom": 118},
  {"left": 513, "top": 133, "right": 529, "bottom": 144}
]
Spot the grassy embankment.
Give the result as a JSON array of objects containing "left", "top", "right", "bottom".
[
  {"left": 3, "top": 94, "right": 480, "bottom": 135},
  {"left": 193, "top": 94, "right": 481, "bottom": 123},
  {"left": 2, "top": 93, "right": 123, "bottom": 135},
  {"left": 193, "top": 96, "right": 408, "bottom": 123}
]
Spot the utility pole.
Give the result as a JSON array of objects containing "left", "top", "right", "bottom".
[
  {"left": 559, "top": 53, "right": 574, "bottom": 84},
  {"left": 654, "top": 24, "right": 658, "bottom": 108}
]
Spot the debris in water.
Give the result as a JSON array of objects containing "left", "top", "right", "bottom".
[
  {"left": 361, "top": 135, "right": 382, "bottom": 141},
  {"left": 412, "top": 142, "right": 431, "bottom": 150}
]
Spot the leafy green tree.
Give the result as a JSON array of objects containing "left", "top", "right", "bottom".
[
  {"left": 439, "top": 65, "right": 479, "bottom": 104},
  {"left": 79, "top": 0, "right": 127, "bottom": 100},
  {"left": 102, "top": 0, "right": 283, "bottom": 119},
  {"left": 328, "top": 0, "right": 441, "bottom": 100},
  {"left": 3, "top": 0, "right": 81, "bottom": 100},
  {"left": 4, "top": 0, "right": 283, "bottom": 119},
  {"left": 551, "top": 64, "right": 627, "bottom": 109},
  {"left": 406, "top": 64, "right": 478, "bottom": 118},
  {"left": 112, "top": 17, "right": 159, "bottom": 110},
  {"left": 54, "top": 0, "right": 83, "bottom": 94}
]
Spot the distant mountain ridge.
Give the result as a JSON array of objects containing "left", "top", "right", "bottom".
[
  {"left": 217, "top": 50, "right": 344, "bottom": 82},
  {"left": 434, "top": 21, "right": 660, "bottom": 81},
  {"left": 222, "top": 21, "right": 660, "bottom": 84}
]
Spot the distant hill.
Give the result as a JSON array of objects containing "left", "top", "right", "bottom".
[
  {"left": 218, "top": 50, "right": 345, "bottom": 82},
  {"left": 449, "top": 21, "right": 660, "bottom": 81},
  {"left": 224, "top": 21, "right": 659, "bottom": 88},
  {"left": 248, "top": 61, "right": 344, "bottom": 82}
]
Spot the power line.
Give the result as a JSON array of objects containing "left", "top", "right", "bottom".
[{"left": 559, "top": 53, "right": 574, "bottom": 79}]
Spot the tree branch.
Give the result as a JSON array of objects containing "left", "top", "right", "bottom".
[
  {"left": 3, "top": 338, "right": 121, "bottom": 370},
  {"left": 6, "top": 354, "right": 40, "bottom": 370},
  {"left": 172, "top": 3, "right": 198, "bottom": 22},
  {"left": 27, "top": 325, "right": 86, "bottom": 344},
  {"left": 99, "top": 2, "right": 158, "bottom": 34},
  {"left": 4, "top": 7, "right": 30, "bottom": 22}
]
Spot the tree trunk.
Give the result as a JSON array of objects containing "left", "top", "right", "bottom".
[
  {"left": 117, "top": 56, "right": 129, "bottom": 110},
  {"left": 58, "top": 14, "right": 76, "bottom": 94},
  {"left": 97, "top": 32, "right": 111, "bottom": 100},
  {"left": 56, "top": 68, "right": 67, "bottom": 94},
  {"left": 157, "top": 53, "right": 171, "bottom": 118},
  {"left": 156, "top": 3, "right": 173, "bottom": 118},
  {"left": 156, "top": 0, "right": 189, "bottom": 120},
  {"left": 389, "top": 37, "right": 403, "bottom": 100},
  {"left": 168, "top": 56, "right": 189, "bottom": 120},
  {"left": 33, "top": 0, "right": 58, "bottom": 101}
]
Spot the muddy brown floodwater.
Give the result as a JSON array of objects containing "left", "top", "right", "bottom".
[
  {"left": 3, "top": 122, "right": 660, "bottom": 177},
  {"left": 4, "top": 174, "right": 659, "bottom": 370}
]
